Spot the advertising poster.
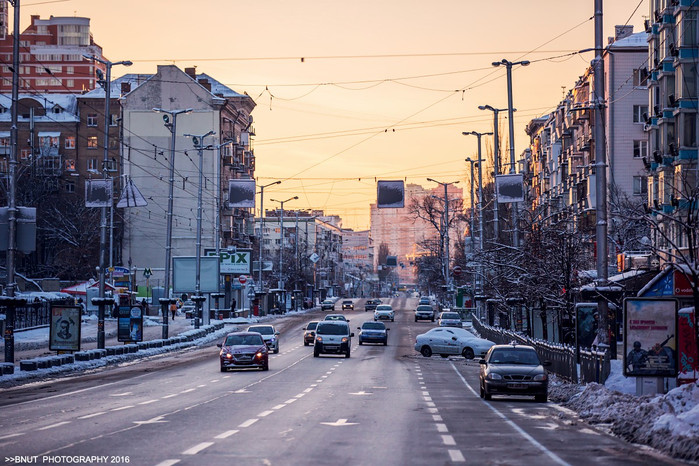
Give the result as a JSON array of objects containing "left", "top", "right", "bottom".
[
  {"left": 576, "top": 303, "right": 598, "bottom": 349},
  {"left": 623, "top": 298, "right": 678, "bottom": 377},
  {"left": 49, "top": 305, "right": 81, "bottom": 352},
  {"left": 117, "top": 306, "right": 143, "bottom": 342},
  {"left": 678, "top": 308, "right": 698, "bottom": 385}
]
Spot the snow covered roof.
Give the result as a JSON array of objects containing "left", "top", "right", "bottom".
[{"left": 0, "top": 93, "right": 79, "bottom": 123}]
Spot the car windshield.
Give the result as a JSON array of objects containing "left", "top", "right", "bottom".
[
  {"left": 225, "top": 334, "right": 263, "bottom": 346},
  {"left": 343, "top": 301, "right": 352, "bottom": 304},
  {"left": 416, "top": 305, "right": 432, "bottom": 311},
  {"left": 317, "top": 323, "right": 348, "bottom": 335},
  {"left": 306, "top": 322, "right": 318, "bottom": 330},
  {"left": 376, "top": 305, "right": 392, "bottom": 310},
  {"left": 441, "top": 313, "right": 460, "bottom": 319},
  {"left": 489, "top": 349, "right": 541, "bottom": 365},
  {"left": 362, "top": 322, "right": 385, "bottom": 330},
  {"left": 325, "top": 315, "right": 346, "bottom": 321},
  {"left": 248, "top": 326, "right": 274, "bottom": 335}
]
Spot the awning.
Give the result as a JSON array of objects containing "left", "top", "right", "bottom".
[{"left": 38, "top": 131, "right": 61, "bottom": 137}]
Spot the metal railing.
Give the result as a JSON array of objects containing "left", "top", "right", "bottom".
[
  {"left": 2, "top": 300, "right": 62, "bottom": 330},
  {"left": 473, "top": 317, "right": 610, "bottom": 385}
]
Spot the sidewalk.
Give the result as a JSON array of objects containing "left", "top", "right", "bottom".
[{"left": 9, "top": 312, "right": 205, "bottom": 364}]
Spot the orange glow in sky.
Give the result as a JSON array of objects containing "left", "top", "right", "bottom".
[{"left": 20, "top": 0, "right": 648, "bottom": 230}]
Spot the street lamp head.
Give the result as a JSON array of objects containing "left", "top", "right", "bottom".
[
  {"left": 521, "top": 60, "right": 530, "bottom": 66},
  {"left": 121, "top": 61, "right": 133, "bottom": 67},
  {"left": 491, "top": 61, "right": 501, "bottom": 67}
]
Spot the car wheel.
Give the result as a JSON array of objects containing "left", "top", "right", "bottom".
[
  {"left": 415, "top": 317, "right": 418, "bottom": 322},
  {"left": 304, "top": 341, "right": 308, "bottom": 346},
  {"left": 535, "top": 394, "right": 548, "bottom": 403},
  {"left": 383, "top": 341, "right": 387, "bottom": 346},
  {"left": 220, "top": 365, "right": 226, "bottom": 373},
  {"left": 462, "top": 347, "right": 475, "bottom": 359},
  {"left": 431, "top": 318, "right": 435, "bottom": 322},
  {"left": 274, "top": 348, "right": 279, "bottom": 354},
  {"left": 345, "top": 350, "right": 351, "bottom": 358},
  {"left": 262, "top": 364, "right": 269, "bottom": 371},
  {"left": 484, "top": 389, "right": 492, "bottom": 401},
  {"left": 440, "top": 354, "right": 449, "bottom": 358},
  {"left": 359, "top": 340, "right": 363, "bottom": 345},
  {"left": 313, "top": 349, "right": 319, "bottom": 357},
  {"left": 420, "top": 346, "right": 432, "bottom": 358},
  {"left": 391, "top": 318, "right": 394, "bottom": 322}
]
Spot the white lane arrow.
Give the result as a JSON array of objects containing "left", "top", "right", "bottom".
[
  {"left": 321, "top": 418, "right": 358, "bottom": 427},
  {"left": 133, "top": 416, "right": 168, "bottom": 425}
]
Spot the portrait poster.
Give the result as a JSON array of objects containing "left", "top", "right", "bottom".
[
  {"left": 117, "top": 306, "right": 143, "bottom": 342},
  {"left": 49, "top": 305, "right": 81, "bottom": 352},
  {"left": 623, "top": 298, "right": 678, "bottom": 377}
]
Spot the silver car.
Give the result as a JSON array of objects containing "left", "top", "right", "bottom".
[
  {"left": 374, "top": 304, "right": 395, "bottom": 322},
  {"left": 247, "top": 325, "right": 280, "bottom": 354},
  {"left": 414, "top": 327, "right": 494, "bottom": 359},
  {"left": 437, "top": 311, "right": 462, "bottom": 327}
]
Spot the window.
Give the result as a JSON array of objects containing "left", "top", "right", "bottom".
[
  {"left": 105, "top": 159, "right": 117, "bottom": 172},
  {"left": 87, "top": 136, "right": 98, "bottom": 148},
  {"left": 39, "top": 136, "right": 59, "bottom": 148},
  {"left": 633, "top": 140, "right": 648, "bottom": 158},
  {"left": 64, "top": 136, "right": 75, "bottom": 149},
  {"left": 87, "top": 114, "right": 98, "bottom": 126},
  {"left": 109, "top": 136, "right": 118, "bottom": 149},
  {"left": 20, "top": 149, "right": 31, "bottom": 160},
  {"left": 65, "top": 79, "right": 74, "bottom": 88},
  {"left": 66, "top": 66, "right": 74, "bottom": 75},
  {"left": 633, "top": 105, "right": 648, "bottom": 123},
  {"left": 64, "top": 180, "right": 75, "bottom": 193},
  {"left": 110, "top": 114, "right": 118, "bottom": 126},
  {"left": 633, "top": 176, "right": 648, "bottom": 196},
  {"left": 633, "top": 68, "right": 649, "bottom": 88},
  {"left": 65, "top": 159, "right": 75, "bottom": 171},
  {"left": 87, "top": 158, "right": 98, "bottom": 171}
]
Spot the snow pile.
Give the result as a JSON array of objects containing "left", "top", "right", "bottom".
[{"left": 564, "top": 381, "right": 699, "bottom": 461}]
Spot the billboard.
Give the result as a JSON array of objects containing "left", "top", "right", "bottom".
[
  {"left": 228, "top": 179, "right": 256, "bottom": 208},
  {"left": 204, "top": 248, "right": 252, "bottom": 275},
  {"left": 377, "top": 180, "right": 404, "bottom": 208},
  {"left": 85, "top": 179, "right": 113, "bottom": 208},
  {"left": 496, "top": 174, "right": 524, "bottom": 203},
  {"left": 172, "top": 256, "right": 220, "bottom": 293},
  {"left": 623, "top": 298, "right": 678, "bottom": 377}
]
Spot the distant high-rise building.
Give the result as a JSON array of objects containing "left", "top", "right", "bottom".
[{"left": 0, "top": 15, "right": 105, "bottom": 94}]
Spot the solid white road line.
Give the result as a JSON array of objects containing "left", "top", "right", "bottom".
[{"left": 449, "top": 362, "right": 571, "bottom": 466}]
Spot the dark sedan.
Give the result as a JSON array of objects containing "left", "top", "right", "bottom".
[
  {"left": 357, "top": 321, "right": 389, "bottom": 346},
  {"left": 478, "top": 343, "right": 550, "bottom": 402},
  {"left": 217, "top": 332, "right": 269, "bottom": 372}
]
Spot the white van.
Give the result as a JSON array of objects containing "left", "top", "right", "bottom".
[{"left": 313, "top": 321, "right": 354, "bottom": 358}]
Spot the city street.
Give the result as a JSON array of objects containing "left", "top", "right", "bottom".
[{"left": 0, "top": 298, "right": 680, "bottom": 466}]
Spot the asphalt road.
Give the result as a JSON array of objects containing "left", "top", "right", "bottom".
[{"left": 0, "top": 297, "right": 681, "bottom": 466}]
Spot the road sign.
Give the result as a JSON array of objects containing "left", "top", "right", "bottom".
[
  {"left": 453, "top": 266, "right": 462, "bottom": 276},
  {"left": 239, "top": 275, "right": 247, "bottom": 284},
  {"left": 247, "top": 287, "right": 255, "bottom": 299},
  {"left": 143, "top": 268, "right": 152, "bottom": 278}
]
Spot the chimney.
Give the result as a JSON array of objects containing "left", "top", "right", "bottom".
[
  {"left": 615, "top": 25, "right": 633, "bottom": 41},
  {"left": 184, "top": 67, "right": 197, "bottom": 80},
  {"left": 121, "top": 82, "right": 131, "bottom": 95},
  {"left": 198, "top": 78, "right": 211, "bottom": 92}
]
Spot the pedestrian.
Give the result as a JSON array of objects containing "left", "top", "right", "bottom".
[
  {"left": 230, "top": 298, "right": 237, "bottom": 315},
  {"left": 170, "top": 301, "right": 177, "bottom": 320},
  {"left": 141, "top": 298, "right": 149, "bottom": 315}
]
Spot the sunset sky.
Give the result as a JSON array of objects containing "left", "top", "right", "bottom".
[{"left": 21, "top": 0, "right": 648, "bottom": 230}]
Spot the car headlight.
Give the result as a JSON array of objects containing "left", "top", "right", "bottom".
[
  {"left": 255, "top": 351, "right": 264, "bottom": 359},
  {"left": 341, "top": 337, "right": 348, "bottom": 343},
  {"left": 269, "top": 337, "right": 276, "bottom": 342},
  {"left": 316, "top": 336, "right": 322, "bottom": 342},
  {"left": 488, "top": 372, "right": 502, "bottom": 380},
  {"left": 225, "top": 353, "right": 232, "bottom": 359},
  {"left": 533, "top": 373, "right": 547, "bottom": 381}
]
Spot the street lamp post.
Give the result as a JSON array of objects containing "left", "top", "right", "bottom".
[
  {"left": 153, "top": 107, "right": 192, "bottom": 338},
  {"left": 270, "top": 196, "right": 298, "bottom": 312},
  {"left": 213, "top": 140, "right": 235, "bottom": 289},
  {"left": 478, "top": 105, "right": 512, "bottom": 243},
  {"left": 257, "top": 181, "right": 282, "bottom": 291},
  {"left": 426, "top": 178, "right": 459, "bottom": 308},
  {"left": 464, "top": 158, "right": 479, "bottom": 259},
  {"left": 184, "top": 131, "right": 215, "bottom": 329},
  {"left": 463, "top": 131, "right": 492, "bottom": 298},
  {"left": 492, "top": 59, "right": 529, "bottom": 248},
  {"left": 84, "top": 54, "right": 132, "bottom": 349}
]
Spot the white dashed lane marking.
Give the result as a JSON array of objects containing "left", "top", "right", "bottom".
[
  {"left": 182, "top": 442, "right": 214, "bottom": 455},
  {"left": 38, "top": 421, "right": 70, "bottom": 430},
  {"left": 78, "top": 412, "right": 105, "bottom": 419},
  {"left": 238, "top": 418, "right": 259, "bottom": 428},
  {"left": 442, "top": 435, "right": 456, "bottom": 446},
  {"left": 449, "top": 450, "right": 466, "bottom": 462},
  {"left": 214, "top": 430, "right": 239, "bottom": 439}
]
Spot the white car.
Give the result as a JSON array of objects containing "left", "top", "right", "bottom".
[
  {"left": 374, "top": 304, "right": 395, "bottom": 322},
  {"left": 414, "top": 327, "right": 494, "bottom": 359}
]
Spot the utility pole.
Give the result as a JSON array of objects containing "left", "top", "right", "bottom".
[
  {"left": 257, "top": 180, "right": 281, "bottom": 291},
  {"left": 84, "top": 54, "right": 132, "bottom": 349},
  {"left": 153, "top": 108, "right": 192, "bottom": 337},
  {"left": 593, "top": 0, "right": 610, "bottom": 346},
  {"left": 427, "top": 178, "right": 459, "bottom": 308},
  {"left": 184, "top": 131, "right": 215, "bottom": 329},
  {"left": 270, "top": 196, "right": 297, "bottom": 311},
  {"left": 492, "top": 59, "right": 529, "bottom": 248}
]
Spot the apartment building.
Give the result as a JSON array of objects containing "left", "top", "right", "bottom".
[{"left": 0, "top": 15, "right": 105, "bottom": 93}]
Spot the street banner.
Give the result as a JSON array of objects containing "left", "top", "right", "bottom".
[
  {"left": 377, "top": 180, "right": 404, "bottom": 208},
  {"left": 49, "top": 305, "right": 81, "bottom": 352},
  {"left": 623, "top": 298, "right": 678, "bottom": 377}
]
